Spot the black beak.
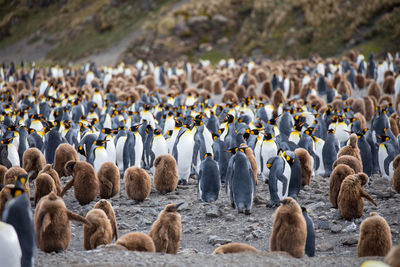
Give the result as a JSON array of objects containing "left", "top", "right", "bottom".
[{"left": 175, "top": 202, "right": 185, "bottom": 209}]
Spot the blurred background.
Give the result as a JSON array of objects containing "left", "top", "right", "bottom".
[{"left": 0, "top": 0, "right": 399, "bottom": 65}]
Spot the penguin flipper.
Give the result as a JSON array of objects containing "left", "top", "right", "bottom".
[
  {"left": 360, "top": 189, "right": 377, "bottom": 206},
  {"left": 60, "top": 178, "right": 75, "bottom": 197},
  {"left": 149, "top": 150, "right": 155, "bottom": 168},
  {"left": 384, "top": 156, "right": 392, "bottom": 177},
  {"left": 66, "top": 210, "right": 90, "bottom": 225},
  {"left": 277, "top": 174, "right": 288, "bottom": 197}
]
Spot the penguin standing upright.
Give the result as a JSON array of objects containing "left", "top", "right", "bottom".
[
  {"left": 89, "top": 140, "right": 109, "bottom": 172},
  {"left": 377, "top": 135, "right": 396, "bottom": 179},
  {"left": 356, "top": 129, "right": 373, "bottom": 176},
  {"left": 322, "top": 129, "right": 339, "bottom": 177},
  {"left": 192, "top": 116, "right": 213, "bottom": 176},
  {"left": 2, "top": 187, "right": 36, "bottom": 267},
  {"left": 198, "top": 153, "right": 220, "bottom": 202},
  {"left": 0, "top": 137, "right": 20, "bottom": 167},
  {"left": 172, "top": 124, "right": 194, "bottom": 185},
  {"left": 123, "top": 124, "right": 143, "bottom": 170},
  {"left": 265, "top": 156, "right": 290, "bottom": 208},
  {"left": 145, "top": 129, "right": 168, "bottom": 169},
  {"left": 43, "top": 123, "right": 66, "bottom": 164},
  {"left": 260, "top": 133, "right": 278, "bottom": 183},
  {"left": 283, "top": 151, "right": 302, "bottom": 199},
  {"left": 301, "top": 207, "right": 315, "bottom": 257},
  {"left": 226, "top": 148, "right": 255, "bottom": 215},
  {"left": 212, "top": 134, "right": 230, "bottom": 183},
  {"left": 0, "top": 221, "right": 22, "bottom": 267}
]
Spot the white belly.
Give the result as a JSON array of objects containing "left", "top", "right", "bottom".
[
  {"left": 92, "top": 93, "right": 103, "bottom": 109},
  {"left": 378, "top": 145, "right": 390, "bottom": 179},
  {"left": 167, "top": 131, "right": 179, "bottom": 154},
  {"left": 177, "top": 133, "right": 194, "bottom": 181},
  {"left": 261, "top": 141, "right": 278, "bottom": 181},
  {"left": 152, "top": 137, "right": 168, "bottom": 160},
  {"left": 94, "top": 148, "right": 109, "bottom": 172},
  {"left": 133, "top": 133, "right": 143, "bottom": 167},
  {"left": 163, "top": 119, "right": 175, "bottom": 135},
  {"left": 8, "top": 144, "right": 20, "bottom": 167},
  {"left": 106, "top": 139, "right": 116, "bottom": 163},
  {"left": 116, "top": 136, "right": 127, "bottom": 171},
  {"left": 0, "top": 222, "right": 22, "bottom": 267},
  {"left": 254, "top": 138, "right": 262, "bottom": 175},
  {"left": 30, "top": 120, "right": 43, "bottom": 132},
  {"left": 280, "top": 161, "right": 291, "bottom": 199}
]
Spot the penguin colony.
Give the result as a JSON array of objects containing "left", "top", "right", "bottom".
[{"left": 0, "top": 51, "right": 399, "bottom": 265}]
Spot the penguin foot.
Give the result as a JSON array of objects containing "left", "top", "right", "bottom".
[
  {"left": 238, "top": 209, "right": 244, "bottom": 214},
  {"left": 244, "top": 209, "right": 251, "bottom": 215},
  {"left": 231, "top": 202, "right": 236, "bottom": 209},
  {"left": 160, "top": 190, "right": 167, "bottom": 195},
  {"left": 266, "top": 201, "right": 280, "bottom": 208},
  {"left": 178, "top": 179, "right": 188, "bottom": 185},
  {"left": 264, "top": 179, "right": 269, "bottom": 184}
]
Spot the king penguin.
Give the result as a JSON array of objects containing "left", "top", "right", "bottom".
[
  {"left": 89, "top": 139, "right": 109, "bottom": 172},
  {"left": 0, "top": 221, "right": 22, "bottom": 267},
  {"left": 322, "top": 129, "right": 339, "bottom": 177},
  {"left": 265, "top": 156, "right": 290, "bottom": 208},
  {"left": 226, "top": 147, "right": 255, "bottom": 214},
  {"left": 198, "top": 153, "right": 220, "bottom": 202},
  {"left": 2, "top": 187, "right": 36, "bottom": 267},
  {"left": 283, "top": 151, "right": 302, "bottom": 199},
  {"left": 0, "top": 136, "right": 20, "bottom": 167},
  {"left": 260, "top": 133, "right": 278, "bottom": 183},
  {"left": 172, "top": 123, "right": 194, "bottom": 185},
  {"left": 377, "top": 135, "right": 396, "bottom": 179},
  {"left": 301, "top": 207, "right": 316, "bottom": 257}
]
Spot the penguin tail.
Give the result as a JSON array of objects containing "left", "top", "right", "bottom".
[
  {"left": 160, "top": 190, "right": 167, "bottom": 195},
  {"left": 360, "top": 189, "right": 377, "bottom": 206}
]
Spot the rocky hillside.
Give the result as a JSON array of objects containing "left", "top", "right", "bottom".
[{"left": 1, "top": 0, "right": 399, "bottom": 64}]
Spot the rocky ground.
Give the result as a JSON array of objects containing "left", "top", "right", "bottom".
[{"left": 32, "top": 170, "right": 399, "bottom": 266}]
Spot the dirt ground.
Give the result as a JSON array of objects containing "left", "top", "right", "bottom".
[{"left": 33, "top": 170, "right": 399, "bottom": 266}]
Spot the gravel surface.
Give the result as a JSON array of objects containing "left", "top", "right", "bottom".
[{"left": 32, "top": 171, "right": 399, "bottom": 266}]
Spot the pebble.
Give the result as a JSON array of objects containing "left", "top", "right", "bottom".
[
  {"left": 330, "top": 224, "right": 342, "bottom": 233},
  {"left": 206, "top": 205, "right": 220, "bottom": 218},
  {"left": 208, "top": 235, "right": 232, "bottom": 245},
  {"left": 342, "top": 236, "right": 358, "bottom": 246},
  {"left": 318, "top": 220, "right": 330, "bottom": 230},
  {"left": 225, "top": 214, "right": 235, "bottom": 222},
  {"left": 317, "top": 243, "right": 334, "bottom": 252}
]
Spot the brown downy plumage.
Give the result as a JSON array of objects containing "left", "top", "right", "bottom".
[
  {"left": 363, "top": 96, "right": 375, "bottom": 121},
  {"left": 53, "top": 143, "right": 78, "bottom": 178},
  {"left": 393, "top": 154, "right": 400, "bottom": 193},
  {"left": 213, "top": 243, "right": 259, "bottom": 255},
  {"left": 355, "top": 74, "right": 366, "bottom": 89},
  {"left": 222, "top": 91, "right": 239, "bottom": 104},
  {"left": 213, "top": 79, "right": 223, "bottom": 95},
  {"left": 367, "top": 81, "right": 381, "bottom": 101},
  {"left": 272, "top": 89, "right": 286, "bottom": 109},
  {"left": 337, "top": 80, "right": 352, "bottom": 96},
  {"left": 0, "top": 165, "right": 7, "bottom": 185},
  {"left": 337, "top": 134, "right": 361, "bottom": 161},
  {"left": 0, "top": 184, "right": 13, "bottom": 218},
  {"left": 22, "top": 147, "right": 46, "bottom": 180},
  {"left": 34, "top": 192, "right": 89, "bottom": 252},
  {"left": 153, "top": 154, "right": 178, "bottom": 194},
  {"left": 97, "top": 162, "right": 120, "bottom": 199},
  {"left": 83, "top": 208, "right": 113, "bottom": 250},
  {"left": 261, "top": 81, "right": 273, "bottom": 98},
  {"left": 61, "top": 161, "right": 99, "bottom": 205},
  {"left": 338, "top": 173, "right": 377, "bottom": 220},
  {"left": 124, "top": 166, "right": 151, "bottom": 202},
  {"left": 358, "top": 212, "right": 392, "bottom": 257},
  {"left": 240, "top": 144, "right": 258, "bottom": 185},
  {"left": 389, "top": 114, "right": 399, "bottom": 137},
  {"left": 38, "top": 164, "right": 62, "bottom": 195},
  {"left": 236, "top": 85, "right": 246, "bottom": 101},
  {"left": 384, "top": 244, "right": 400, "bottom": 267},
  {"left": 34, "top": 173, "right": 56, "bottom": 204},
  {"left": 149, "top": 203, "right": 183, "bottom": 254},
  {"left": 332, "top": 155, "right": 362, "bottom": 173},
  {"left": 329, "top": 164, "right": 355, "bottom": 208},
  {"left": 294, "top": 148, "right": 312, "bottom": 186},
  {"left": 383, "top": 75, "right": 395, "bottom": 94},
  {"left": 353, "top": 113, "right": 367, "bottom": 131},
  {"left": 93, "top": 199, "right": 118, "bottom": 240},
  {"left": 351, "top": 99, "right": 365, "bottom": 116},
  {"left": 116, "top": 232, "right": 156, "bottom": 252},
  {"left": 270, "top": 197, "right": 306, "bottom": 258}
]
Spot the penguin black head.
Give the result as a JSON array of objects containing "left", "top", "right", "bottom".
[
  {"left": 304, "top": 127, "right": 315, "bottom": 136},
  {"left": 15, "top": 174, "right": 28, "bottom": 187},
  {"left": 175, "top": 120, "right": 183, "bottom": 128},
  {"left": 153, "top": 129, "right": 161, "bottom": 135},
  {"left": 145, "top": 125, "right": 153, "bottom": 134},
  {"left": 327, "top": 129, "right": 335, "bottom": 134},
  {"left": 183, "top": 123, "right": 192, "bottom": 130},
  {"left": 101, "top": 128, "right": 113, "bottom": 135},
  {"left": 263, "top": 133, "right": 273, "bottom": 140},
  {"left": 301, "top": 207, "right": 309, "bottom": 213},
  {"left": 225, "top": 113, "right": 235, "bottom": 124},
  {"left": 9, "top": 187, "right": 25, "bottom": 198},
  {"left": 282, "top": 151, "right": 295, "bottom": 165},
  {"left": 294, "top": 123, "right": 304, "bottom": 131},
  {"left": 194, "top": 119, "right": 203, "bottom": 126},
  {"left": 218, "top": 128, "right": 225, "bottom": 134},
  {"left": 6, "top": 125, "right": 18, "bottom": 132},
  {"left": 226, "top": 147, "right": 238, "bottom": 154},
  {"left": 377, "top": 135, "right": 390, "bottom": 143},
  {"left": 94, "top": 139, "right": 108, "bottom": 146},
  {"left": 212, "top": 133, "right": 220, "bottom": 141},
  {"left": 78, "top": 145, "right": 87, "bottom": 157},
  {"left": 129, "top": 123, "right": 142, "bottom": 132},
  {"left": 0, "top": 137, "right": 13, "bottom": 144},
  {"left": 165, "top": 202, "right": 184, "bottom": 212},
  {"left": 204, "top": 153, "right": 213, "bottom": 159}
]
